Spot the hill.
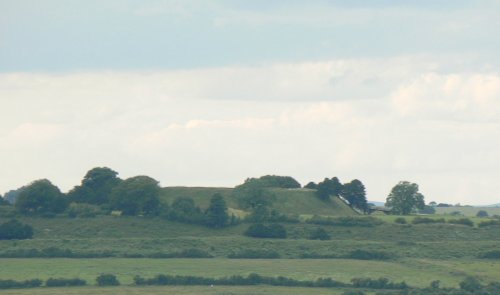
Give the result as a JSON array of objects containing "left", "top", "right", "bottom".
[{"left": 160, "top": 187, "right": 357, "bottom": 217}]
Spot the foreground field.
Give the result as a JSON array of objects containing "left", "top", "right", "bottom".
[
  {"left": 0, "top": 258, "right": 499, "bottom": 288},
  {"left": 0, "top": 285, "right": 354, "bottom": 295}
]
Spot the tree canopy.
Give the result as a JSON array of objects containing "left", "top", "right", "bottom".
[
  {"left": 316, "top": 177, "right": 343, "bottom": 201},
  {"left": 341, "top": 179, "right": 368, "bottom": 213},
  {"left": 386, "top": 181, "right": 425, "bottom": 215},
  {"left": 109, "top": 176, "right": 161, "bottom": 216},
  {"left": 68, "top": 167, "right": 121, "bottom": 205},
  {"left": 233, "top": 180, "right": 276, "bottom": 210},
  {"left": 15, "top": 179, "right": 68, "bottom": 215},
  {"left": 205, "top": 193, "right": 229, "bottom": 228}
]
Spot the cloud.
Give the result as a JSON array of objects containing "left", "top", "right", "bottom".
[{"left": 1, "top": 56, "right": 500, "bottom": 205}]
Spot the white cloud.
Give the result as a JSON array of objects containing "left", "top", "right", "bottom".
[{"left": 1, "top": 56, "right": 500, "bottom": 205}]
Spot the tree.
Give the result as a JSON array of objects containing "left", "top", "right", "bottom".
[
  {"left": 385, "top": 181, "right": 425, "bottom": 215},
  {"left": 341, "top": 179, "right": 367, "bottom": 213},
  {"left": 168, "top": 197, "right": 204, "bottom": 223},
  {"left": 476, "top": 210, "right": 489, "bottom": 217},
  {"left": 96, "top": 274, "right": 120, "bottom": 286},
  {"left": 316, "top": 177, "right": 343, "bottom": 201},
  {"left": 109, "top": 176, "right": 160, "bottom": 216},
  {"left": 309, "top": 227, "right": 330, "bottom": 240},
  {"left": 233, "top": 180, "right": 276, "bottom": 210},
  {"left": 0, "top": 195, "right": 8, "bottom": 206},
  {"left": 304, "top": 182, "right": 317, "bottom": 189},
  {"left": 0, "top": 219, "right": 33, "bottom": 240},
  {"left": 242, "top": 175, "right": 301, "bottom": 189},
  {"left": 15, "top": 179, "right": 68, "bottom": 215},
  {"left": 68, "top": 167, "right": 121, "bottom": 205},
  {"left": 205, "top": 193, "right": 229, "bottom": 228}
]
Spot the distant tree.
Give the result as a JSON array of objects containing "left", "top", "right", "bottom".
[
  {"left": 385, "top": 181, "right": 425, "bottom": 215},
  {"left": 341, "top": 179, "right": 368, "bottom": 213},
  {"left": 15, "top": 179, "right": 68, "bottom": 215},
  {"left": 429, "top": 201, "right": 437, "bottom": 207},
  {"left": 419, "top": 205, "right": 436, "bottom": 214},
  {"left": 233, "top": 180, "right": 276, "bottom": 210},
  {"left": 0, "top": 219, "right": 33, "bottom": 240},
  {"left": 304, "top": 182, "right": 317, "bottom": 189},
  {"left": 309, "top": 227, "right": 331, "bottom": 240},
  {"left": 476, "top": 210, "right": 489, "bottom": 217},
  {"left": 109, "top": 176, "right": 160, "bottom": 216},
  {"left": 205, "top": 193, "right": 229, "bottom": 228},
  {"left": 243, "top": 175, "right": 301, "bottom": 189},
  {"left": 459, "top": 276, "right": 482, "bottom": 292},
  {"left": 244, "top": 223, "right": 287, "bottom": 239},
  {"left": 3, "top": 186, "right": 26, "bottom": 204},
  {"left": 96, "top": 274, "right": 120, "bottom": 286},
  {"left": 0, "top": 195, "right": 8, "bottom": 206},
  {"left": 316, "top": 177, "right": 343, "bottom": 201},
  {"left": 168, "top": 197, "right": 204, "bottom": 223},
  {"left": 68, "top": 167, "right": 121, "bottom": 205}
]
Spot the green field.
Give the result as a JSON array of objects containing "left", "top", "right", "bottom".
[{"left": 435, "top": 206, "right": 500, "bottom": 217}]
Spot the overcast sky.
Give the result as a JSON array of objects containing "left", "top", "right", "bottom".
[{"left": 1, "top": 0, "right": 500, "bottom": 205}]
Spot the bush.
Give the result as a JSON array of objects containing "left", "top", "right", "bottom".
[
  {"left": 67, "top": 203, "right": 102, "bottom": 218},
  {"left": 146, "top": 249, "right": 213, "bottom": 258},
  {"left": 411, "top": 217, "right": 445, "bottom": 225},
  {"left": 476, "top": 210, "right": 489, "bottom": 217},
  {"left": 351, "top": 277, "right": 407, "bottom": 289},
  {"left": 394, "top": 217, "right": 407, "bottom": 224},
  {"left": 45, "top": 278, "right": 86, "bottom": 287},
  {"left": 228, "top": 249, "right": 280, "bottom": 259},
  {"left": 447, "top": 218, "right": 474, "bottom": 227},
  {"left": 96, "top": 274, "right": 120, "bottom": 286},
  {"left": 459, "top": 276, "right": 482, "bottom": 292},
  {"left": 347, "top": 250, "right": 392, "bottom": 260},
  {"left": 478, "top": 250, "right": 500, "bottom": 259},
  {"left": 342, "top": 291, "right": 366, "bottom": 295},
  {"left": 0, "top": 279, "right": 42, "bottom": 289},
  {"left": 478, "top": 219, "right": 500, "bottom": 227},
  {"left": 307, "top": 216, "right": 383, "bottom": 227},
  {"left": 0, "top": 219, "right": 33, "bottom": 240},
  {"left": 309, "top": 227, "right": 331, "bottom": 240},
  {"left": 244, "top": 223, "right": 287, "bottom": 239}
]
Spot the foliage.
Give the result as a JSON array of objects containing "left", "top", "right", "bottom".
[
  {"left": 419, "top": 205, "right": 436, "bottom": 214},
  {"left": 478, "top": 219, "right": 500, "bottom": 227},
  {"left": 386, "top": 181, "right": 425, "bottom": 215},
  {"left": 309, "top": 227, "right": 331, "bottom": 240},
  {"left": 68, "top": 167, "right": 121, "bottom": 205},
  {"left": 228, "top": 249, "right": 281, "bottom": 259},
  {"left": 109, "top": 176, "right": 161, "bottom": 216},
  {"left": 243, "top": 175, "right": 301, "bottom": 189},
  {"left": 341, "top": 179, "right": 368, "bottom": 213},
  {"left": 0, "top": 279, "right": 42, "bottom": 289},
  {"left": 204, "top": 193, "right": 229, "bottom": 228},
  {"left": 476, "top": 210, "right": 489, "bottom": 217},
  {"left": 67, "top": 203, "right": 102, "bottom": 218},
  {"left": 244, "top": 223, "right": 287, "bottom": 238},
  {"left": 350, "top": 277, "right": 408, "bottom": 289},
  {"left": 447, "top": 218, "right": 474, "bottom": 227},
  {"left": 45, "top": 278, "right": 86, "bottom": 287},
  {"left": 15, "top": 179, "right": 68, "bottom": 215},
  {"left": 347, "top": 250, "right": 392, "bottom": 260},
  {"left": 394, "top": 217, "right": 407, "bottom": 224},
  {"left": 167, "top": 197, "right": 204, "bottom": 224},
  {"left": 3, "top": 186, "right": 26, "bottom": 204},
  {"left": 459, "top": 276, "right": 482, "bottom": 292},
  {"left": 304, "top": 182, "right": 317, "bottom": 189},
  {"left": 478, "top": 250, "right": 500, "bottom": 259},
  {"left": 316, "top": 177, "right": 343, "bottom": 201},
  {"left": 96, "top": 274, "right": 120, "bottom": 286},
  {"left": 307, "top": 215, "right": 384, "bottom": 227},
  {"left": 412, "top": 217, "right": 445, "bottom": 224},
  {"left": 0, "top": 219, "right": 33, "bottom": 240},
  {"left": 233, "top": 180, "right": 276, "bottom": 210}
]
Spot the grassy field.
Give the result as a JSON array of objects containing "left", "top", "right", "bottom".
[
  {"left": 0, "top": 285, "right": 355, "bottom": 295},
  {"left": 0, "top": 258, "right": 499, "bottom": 288},
  {"left": 434, "top": 206, "right": 500, "bottom": 217}
]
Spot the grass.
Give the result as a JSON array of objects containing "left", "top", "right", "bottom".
[
  {"left": 434, "top": 206, "right": 500, "bottom": 217},
  {"left": 0, "top": 258, "right": 498, "bottom": 288},
  {"left": 0, "top": 285, "right": 353, "bottom": 295}
]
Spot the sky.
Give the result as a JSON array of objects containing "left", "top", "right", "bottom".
[{"left": 1, "top": 0, "right": 500, "bottom": 205}]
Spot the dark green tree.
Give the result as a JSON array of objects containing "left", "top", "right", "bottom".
[
  {"left": 309, "top": 227, "right": 331, "bottom": 240},
  {"left": 386, "top": 181, "right": 425, "bottom": 215},
  {"left": 341, "top": 179, "right": 368, "bottom": 213},
  {"left": 15, "top": 179, "right": 68, "bottom": 214},
  {"left": 168, "top": 197, "right": 204, "bottom": 223},
  {"left": 316, "top": 177, "right": 343, "bottom": 201},
  {"left": 0, "top": 219, "right": 34, "bottom": 240},
  {"left": 68, "top": 167, "right": 121, "bottom": 205},
  {"left": 109, "top": 176, "right": 160, "bottom": 216},
  {"left": 476, "top": 210, "right": 489, "bottom": 217},
  {"left": 304, "top": 182, "right": 317, "bottom": 189},
  {"left": 0, "top": 195, "right": 8, "bottom": 206},
  {"left": 205, "top": 193, "right": 229, "bottom": 228},
  {"left": 233, "top": 180, "right": 276, "bottom": 210}
]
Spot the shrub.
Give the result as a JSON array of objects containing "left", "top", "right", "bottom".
[
  {"left": 412, "top": 217, "right": 445, "bottom": 224},
  {"left": 447, "top": 218, "right": 474, "bottom": 227},
  {"left": 0, "top": 219, "right": 33, "bottom": 240},
  {"left": 478, "top": 250, "right": 500, "bottom": 259},
  {"left": 351, "top": 277, "right": 407, "bottom": 289},
  {"left": 478, "top": 219, "right": 500, "bottom": 227},
  {"left": 309, "top": 227, "right": 331, "bottom": 240},
  {"left": 96, "top": 274, "right": 120, "bottom": 286},
  {"left": 394, "top": 217, "right": 407, "bottom": 224},
  {"left": 67, "top": 203, "right": 102, "bottom": 218},
  {"left": 45, "top": 278, "right": 86, "bottom": 287},
  {"left": 244, "top": 223, "right": 287, "bottom": 239},
  {"left": 0, "top": 279, "right": 42, "bottom": 289},
  {"left": 307, "top": 216, "right": 383, "bottom": 227},
  {"left": 228, "top": 249, "right": 280, "bottom": 259},
  {"left": 347, "top": 250, "right": 392, "bottom": 260},
  {"left": 459, "top": 276, "right": 482, "bottom": 292},
  {"left": 476, "top": 210, "right": 489, "bottom": 217}
]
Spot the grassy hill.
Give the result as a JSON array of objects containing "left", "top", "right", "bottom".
[{"left": 160, "top": 187, "right": 357, "bottom": 217}]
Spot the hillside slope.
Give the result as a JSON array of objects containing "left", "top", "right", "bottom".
[{"left": 160, "top": 187, "right": 357, "bottom": 216}]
